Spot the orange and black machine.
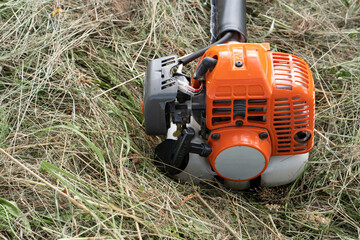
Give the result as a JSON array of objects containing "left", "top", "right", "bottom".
[{"left": 143, "top": 0, "right": 314, "bottom": 189}]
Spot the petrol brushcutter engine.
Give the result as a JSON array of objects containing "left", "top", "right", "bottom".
[{"left": 143, "top": 0, "right": 314, "bottom": 190}]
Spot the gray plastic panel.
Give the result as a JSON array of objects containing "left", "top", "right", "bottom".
[{"left": 144, "top": 55, "right": 178, "bottom": 135}]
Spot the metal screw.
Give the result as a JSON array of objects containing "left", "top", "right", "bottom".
[
  {"left": 235, "top": 61, "right": 243, "bottom": 67},
  {"left": 235, "top": 120, "right": 243, "bottom": 127},
  {"left": 211, "top": 133, "right": 220, "bottom": 140},
  {"left": 259, "top": 132, "right": 268, "bottom": 139}
]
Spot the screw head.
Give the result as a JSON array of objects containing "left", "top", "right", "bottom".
[
  {"left": 235, "top": 120, "right": 244, "bottom": 127},
  {"left": 235, "top": 61, "right": 243, "bottom": 67},
  {"left": 211, "top": 133, "right": 220, "bottom": 140},
  {"left": 259, "top": 132, "right": 268, "bottom": 139}
]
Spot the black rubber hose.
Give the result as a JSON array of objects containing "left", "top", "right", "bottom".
[
  {"left": 179, "top": 32, "right": 233, "bottom": 65},
  {"left": 193, "top": 57, "right": 218, "bottom": 79}
]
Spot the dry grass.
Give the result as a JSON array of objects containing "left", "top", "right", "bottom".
[{"left": 0, "top": 0, "right": 359, "bottom": 239}]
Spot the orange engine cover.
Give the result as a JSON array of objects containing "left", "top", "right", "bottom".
[{"left": 192, "top": 42, "right": 315, "bottom": 181}]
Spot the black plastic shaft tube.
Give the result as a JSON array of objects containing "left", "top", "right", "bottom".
[{"left": 212, "top": 0, "right": 247, "bottom": 43}]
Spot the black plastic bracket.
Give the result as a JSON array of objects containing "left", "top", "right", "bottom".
[
  {"left": 154, "top": 127, "right": 212, "bottom": 175},
  {"left": 169, "top": 102, "right": 191, "bottom": 125},
  {"left": 170, "top": 128, "right": 195, "bottom": 167},
  {"left": 171, "top": 127, "right": 212, "bottom": 165},
  {"left": 189, "top": 143, "right": 212, "bottom": 157}
]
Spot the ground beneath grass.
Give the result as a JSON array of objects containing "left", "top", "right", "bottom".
[{"left": 0, "top": 0, "right": 359, "bottom": 239}]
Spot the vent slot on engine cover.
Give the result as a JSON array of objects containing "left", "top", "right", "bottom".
[
  {"left": 212, "top": 100, "right": 232, "bottom": 124},
  {"left": 211, "top": 98, "right": 268, "bottom": 126},
  {"left": 273, "top": 97, "right": 311, "bottom": 153},
  {"left": 247, "top": 99, "right": 267, "bottom": 122},
  {"left": 272, "top": 53, "right": 310, "bottom": 91}
]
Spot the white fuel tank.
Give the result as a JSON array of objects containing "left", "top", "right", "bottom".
[{"left": 167, "top": 118, "right": 308, "bottom": 189}]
